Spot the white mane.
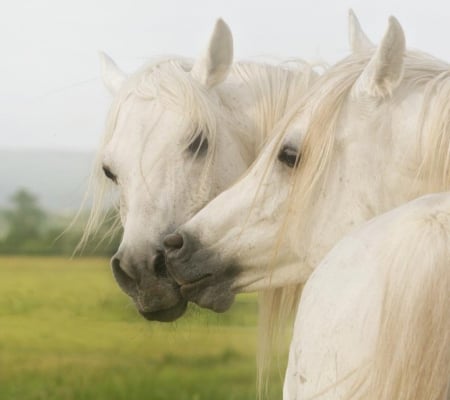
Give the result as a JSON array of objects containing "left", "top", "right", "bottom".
[{"left": 348, "top": 206, "right": 450, "bottom": 399}]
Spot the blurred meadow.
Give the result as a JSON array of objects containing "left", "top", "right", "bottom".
[{"left": 0, "top": 256, "right": 283, "bottom": 400}]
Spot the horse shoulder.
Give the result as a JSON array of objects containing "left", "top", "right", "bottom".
[{"left": 286, "top": 192, "right": 450, "bottom": 399}]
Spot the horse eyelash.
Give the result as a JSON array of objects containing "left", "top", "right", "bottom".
[
  {"left": 187, "top": 133, "right": 208, "bottom": 156},
  {"left": 278, "top": 146, "right": 301, "bottom": 169},
  {"left": 102, "top": 165, "right": 118, "bottom": 183}
]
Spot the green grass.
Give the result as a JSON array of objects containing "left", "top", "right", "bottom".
[{"left": 0, "top": 256, "right": 283, "bottom": 400}]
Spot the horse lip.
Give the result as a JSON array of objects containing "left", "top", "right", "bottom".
[
  {"left": 179, "top": 273, "right": 236, "bottom": 313},
  {"left": 179, "top": 273, "right": 212, "bottom": 288},
  {"left": 165, "top": 256, "right": 211, "bottom": 286},
  {"left": 138, "top": 299, "right": 188, "bottom": 322}
]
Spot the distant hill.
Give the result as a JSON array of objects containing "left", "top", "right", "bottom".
[{"left": 0, "top": 149, "right": 95, "bottom": 212}]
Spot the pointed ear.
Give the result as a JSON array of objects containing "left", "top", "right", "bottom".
[
  {"left": 348, "top": 9, "right": 374, "bottom": 53},
  {"left": 354, "top": 16, "right": 406, "bottom": 98},
  {"left": 191, "top": 19, "right": 233, "bottom": 88},
  {"left": 99, "top": 51, "right": 126, "bottom": 95}
]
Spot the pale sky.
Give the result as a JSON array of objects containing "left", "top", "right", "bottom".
[{"left": 1, "top": 0, "right": 449, "bottom": 151}]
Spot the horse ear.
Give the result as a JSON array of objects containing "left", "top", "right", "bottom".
[
  {"left": 191, "top": 19, "right": 233, "bottom": 88},
  {"left": 354, "top": 16, "right": 405, "bottom": 98},
  {"left": 348, "top": 9, "right": 374, "bottom": 53},
  {"left": 99, "top": 51, "right": 126, "bottom": 95}
]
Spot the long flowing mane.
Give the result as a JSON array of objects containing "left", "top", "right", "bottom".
[
  {"left": 345, "top": 205, "right": 450, "bottom": 400},
  {"left": 256, "top": 49, "right": 450, "bottom": 395},
  {"left": 76, "top": 57, "right": 315, "bottom": 252},
  {"left": 231, "top": 60, "right": 316, "bottom": 157},
  {"left": 417, "top": 69, "right": 450, "bottom": 190}
]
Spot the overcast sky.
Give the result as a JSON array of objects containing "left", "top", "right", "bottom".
[{"left": 1, "top": 0, "right": 449, "bottom": 151}]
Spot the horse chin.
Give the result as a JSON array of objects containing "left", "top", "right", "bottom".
[
  {"left": 138, "top": 299, "right": 188, "bottom": 322},
  {"left": 179, "top": 275, "right": 236, "bottom": 313},
  {"left": 166, "top": 255, "right": 240, "bottom": 312},
  {"left": 164, "top": 233, "right": 241, "bottom": 312},
  {"left": 111, "top": 254, "right": 188, "bottom": 322},
  {"left": 132, "top": 283, "right": 187, "bottom": 322}
]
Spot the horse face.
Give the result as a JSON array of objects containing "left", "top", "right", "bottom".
[
  {"left": 90, "top": 19, "right": 251, "bottom": 321},
  {"left": 102, "top": 84, "right": 249, "bottom": 320}
]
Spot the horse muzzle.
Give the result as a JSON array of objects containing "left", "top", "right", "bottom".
[
  {"left": 111, "top": 251, "right": 187, "bottom": 322},
  {"left": 163, "top": 230, "right": 239, "bottom": 313}
]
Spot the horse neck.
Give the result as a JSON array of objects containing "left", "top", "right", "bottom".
[{"left": 218, "top": 62, "right": 313, "bottom": 161}]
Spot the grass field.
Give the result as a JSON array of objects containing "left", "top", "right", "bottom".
[{"left": 0, "top": 256, "right": 284, "bottom": 400}]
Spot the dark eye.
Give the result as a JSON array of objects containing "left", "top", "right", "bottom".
[
  {"left": 102, "top": 165, "right": 117, "bottom": 183},
  {"left": 278, "top": 146, "right": 300, "bottom": 168},
  {"left": 187, "top": 134, "right": 208, "bottom": 156}
]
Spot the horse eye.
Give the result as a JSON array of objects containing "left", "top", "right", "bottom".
[
  {"left": 278, "top": 146, "right": 300, "bottom": 169},
  {"left": 102, "top": 165, "right": 118, "bottom": 183},
  {"left": 187, "top": 134, "right": 208, "bottom": 156}
]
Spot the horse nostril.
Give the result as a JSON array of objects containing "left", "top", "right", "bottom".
[
  {"left": 163, "top": 233, "right": 184, "bottom": 250},
  {"left": 152, "top": 251, "right": 168, "bottom": 278},
  {"left": 111, "top": 256, "right": 138, "bottom": 297}
]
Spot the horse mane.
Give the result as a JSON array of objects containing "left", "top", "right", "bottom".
[
  {"left": 345, "top": 200, "right": 450, "bottom": 400},
  {"left": 256, "top": 49, "right": 450, "bottom": 396},
  {"left": 230, "top": 60, "right": 317, "bottom": 157},
  {"left": 417, "top": 70, "right": 450, "bottom": 191},
  {"left": 75, "top": 56, "right": 315, "bottom": 252}
]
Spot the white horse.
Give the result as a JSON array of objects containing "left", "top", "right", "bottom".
[
  {"left": 164, "top": 14, "right": 450, "bottom": 395},
  {"left": 285, "top": 192, "right": 450, "bottom": 399},
  {"left": 82, "top": 19, "right": 315, "bottom": 321}
]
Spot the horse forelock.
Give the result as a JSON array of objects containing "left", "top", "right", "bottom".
[{"left": 231, "top": 61, "right": 317, "bottom": 154}]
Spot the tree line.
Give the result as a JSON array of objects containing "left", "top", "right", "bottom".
[{"left": 0, "top": 189, "right": 120, "bottom": 256}]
